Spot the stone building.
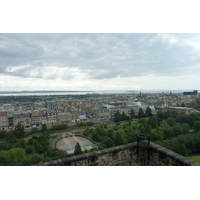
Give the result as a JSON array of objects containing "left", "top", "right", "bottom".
[
  {"left": 31, "top": 110, "right": 41, "bottom": 127},
  {"left": 13, "top": 112, "right": 31, "bottom": 128},
  {"left": 0, "top": 111, "right": 9, "bottom": 130}
]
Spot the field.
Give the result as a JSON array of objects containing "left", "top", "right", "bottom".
[{"left": 186, "top": 156, "right": 200, "bottom": 164}]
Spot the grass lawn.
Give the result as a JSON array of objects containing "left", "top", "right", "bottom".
[
  {"left": 186, "top": 156, "right": 200, "bottom": 164},
  {"left": 50, "top": 134, "right": 60, "bottom": 139},
  {"left": 74, "top": 131, "right": 82, "bottom": 134}
]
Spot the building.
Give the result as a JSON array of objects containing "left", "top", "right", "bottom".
[
  {"left": 183, "top": 90, "right": 198, "bottom": 95},
  {"left": 166, "top": 106, "right": 198, "bottom": 114},
  {"left": 0, "top": 111, "right": 8, "bottom": 130},
  {"left": 13, "top": 112, "right": 31, "bottom": 128},
  {"left": 31, "top": 110, "right": 41, "bottom": 127}
]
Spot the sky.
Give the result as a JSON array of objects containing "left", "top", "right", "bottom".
[{"left": 1, "top": 33, "right": 200, "bottom": 92}]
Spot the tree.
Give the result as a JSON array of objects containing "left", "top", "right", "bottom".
[
  {"left": 148, "top": 116, "right": 158, "bottom": 128},
  {"left": 138, "top": 108, "right": 144, "bottom": 118},
  {"left": 193, "top": 121, "right": 200, "bottom": 132},
  {"left": 130, "top": 109, "right": 135, "bottom": 119},
  {"left": 157, "top": 110, "right": 164, "bottom": 119},
  {"left": 13, "top": 122, "right": 24, "bottom": 139},
  {"left": 173, "top": 125, "right": 183, "bottom": 136},
  {"left": 0, "top": 130, "right": 6, "bottom": 139},
  {"left": 5, "top": 148, "right": 26, "bottom": 165},
  {"left": 167, "top": 117, "right": 176, "bottom": 127},
  {"left": 5, "top": 131, "right": 16, "bottom": 143},
  {"left": 150, "top": 129, "right": 164, "bottom": 141},
  {"left": 42, "top": 124, "right": 47, "bottom": 132},
  {"left": 74, "top": 142, "right": 83, "bottom": 155},
  {"left": 161, "top": 123, "right": 174, "bottom": 139},
  {"left": 114, "top": 131, "right": 123, "bottom": 146},
  {"left": 121, "top": 111, "right": 126, "bottom": 121},
  {"left": 31, "top": 127, "right": 38, "bottom": 134},
  {"left": 180, "top": 123, "right": 190, "bottom": 134},
  {"left": 26, "top": 146, "right": 34, "bottom": 154},
  {"left": 146, "top": 106, "right": 153, "bottom": 117},
  {"left": 114, "top": 111, "right": 121, "bottom": 122},
  {"left": 28, "top": 138, "right": 34, "bottom": 145},
  {"left": 181, "top": 102, "right": 186, "bottom": 107},
  {"left": 101, "top": 136, "right": 114, "bottom": 148}
]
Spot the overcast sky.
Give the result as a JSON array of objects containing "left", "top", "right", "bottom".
[{"left": 1, "top": 33, "right": 200, "bottom": 91}]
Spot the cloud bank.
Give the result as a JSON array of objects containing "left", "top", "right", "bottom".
[{"left": 1, "top": 33, "right": 200, "bottom": 91}]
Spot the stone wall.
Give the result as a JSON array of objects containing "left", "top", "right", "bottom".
[{"left": 35, "top": 142, "right": 200, "bottom": 166}]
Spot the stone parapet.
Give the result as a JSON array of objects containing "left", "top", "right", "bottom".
[{"left": 34, "top": 141, "right": 200, "bottom": 166}]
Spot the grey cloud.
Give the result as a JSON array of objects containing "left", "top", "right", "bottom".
[{"left": 1, "top": 33, "right": 200, "bottom": 80}]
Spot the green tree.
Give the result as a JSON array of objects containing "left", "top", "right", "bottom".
[
  {"left": 114, "top": 111, "right": 121, "bottom": 122},
  {"left": 0, "top": 130, "right": 6, "bottom": 139},
  {"left": 161, "top": 123, "right": 174, "bottom": 139},
  {"left": 5, "top": 148, "right": 26, "bottom": 165},
  {"left": 26, "top": 146, "right": 34, "bottom": 154},
  {"left": 5, "top": 131, "right": 16, "bottom": 143},
  {"left": 31, "top": 127, "right": 38, "bottom": 134},
  {"left": 180, "top": 123, "right": 190, "bottom": 134},
  {"left": 29, "top": 153, "right": 44, "bottom": 165},
  {"left": 156, "top": 110, "right": 164, "bottom": 119},
  {"left": 74, "top": 142, "right": 83, "bottom": 155},
  {"left": 101, "top": 136, "right": 114, "bottom": 148},
  {"left": 130, "top": 109, "right": 135, "bottom": 119},
  {"left": 42, "top": 124, "right": 47, "bottom": 132},
  {"left": 114, "top": 131, "right": 124, "bottom": 146},
  {"left": 121, "top": 111, "right": 126, "bottom": 121},
  {"left": 28, "top": 138, "right": 34, "bottom": 145},
  {"left": 138, "top": 107, "right": 144, "bottom": 118},
  {"left": 148, "top": 116, "right": 158, "bottom": 128},
  {"left": 181, "top": 102, "right": 186, "bottom": 107},
  {"left": 14, "top": 122, "right": 24, "bottom": 139},
  {"left": 173, "top": 125, "right": 183, "bottom": 136},
  {"left": 146, "top": 106, "right": 153, "bottom": 117},
  {"left": 193, "top": 121, "right": 200, "bottom": 132},
  {"left": 150, "top": 129, "right": 164, "bottom": 141},
  {"left": 107, "top": 129, "right": 114, "bottom": 140},
  {"left": 167, "top": 117, "right": 176, "bottom": 127}
]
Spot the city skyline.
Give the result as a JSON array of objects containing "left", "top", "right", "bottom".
[{"left": 1, "top": 33, "right": 200, "bottom": 91}]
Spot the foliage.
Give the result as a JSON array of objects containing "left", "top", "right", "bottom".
[
  {"left": 146, "top": 106, "right": 153, "bottom": 117},
  {"left": 86, "top": 121, "right": 94, "bottom": 126},
  {"left": 161, "top": 123, "right": 174, "bottom": 139},
  {"left": 130, "top": 109, "right": 135, "bottom": 119},
  {"left": 148, "top": 116, "right": 158, "bottom": 128},
  {"left": 156, "top": 110, "right": 164, "bottom": 120},
  {"left": 167, "top": 117, "right": 176, "bottom": 127},
  {"left": 193, "top": 121, "right": 200, "bottom": 132},
  {"left": 74, "top": 142, "right": 83, "bottom": 155},
  {"left": 13, "top": 122, "right": 25, "bottom": 139},
  {"left": 157, "top": 133, "right": 200, "bottom": 156},
  {"left": 42, "top": 124, "right": 47, "bottom": 132},
  {"left": 138, "top": 108, "right": 145, "bottom": 118},
  {"left": 31, "top": 127, "right": 38, "bottom": 134},
  {"left": 28, "top": 138, "right": 34, "bottom": 145},
  {"left": 0, "top": 148, "right": 26, "bottom": 166},
  {"left": 0, "top": 130, "right": 6, "bottom": 139},
  {"left": 52, "top": 124, "right": 68, "bottom": 130},
  {"left": 5, "top": 131, "right": 17, "bottom": 143},
  {"left": 26, "top": 146, "right": 34, "bottom": 154},
  {"left": 114, "top": 111, "right": 122, "bottom": 122}
]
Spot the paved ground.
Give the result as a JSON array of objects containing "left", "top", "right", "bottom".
[{"left": 56, "top": 135, "right": 97, "bottom": 154}]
